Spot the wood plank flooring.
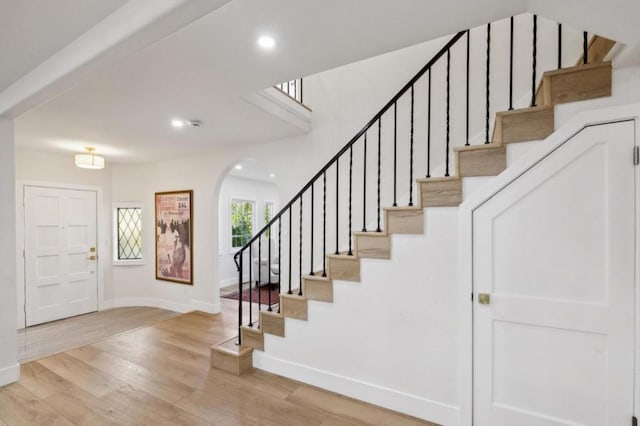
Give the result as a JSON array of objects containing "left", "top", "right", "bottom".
[
  {"left": 2, "top": 299, "right": 435, "bottom": 425},
  {"left": 18, "top": 307, "right": 180, "bottom": 362}
]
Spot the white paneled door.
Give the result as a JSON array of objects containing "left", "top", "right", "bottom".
[
  {"left": 24, "top": 186, "right": 98, "bottom": 326},
  {"left": 473, "top": 122, "right": 635, "bottom": 425}
]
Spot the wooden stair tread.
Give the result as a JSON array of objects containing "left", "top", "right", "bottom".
[
  {"left": 416, "top": 176, "right": 461, "bottom": 183},
  {"left": 383, "top": 205, "right": 423, "bottom": 212},
  {"left": 495, "top": 104, "right": 553, "bottom": 117},
  {"left": 211, "top": 336, "right": 252, "bottom": 356},
  {"left": 454, "top": 143, "right": 503, "bottom": 152},
  {"left": 326, "top": 253, "right": 359, "bottom": 261},
  {"left": 543, "top": 60, "right": 611, "bottom": 78},
  {"left": 280, "top": 291, "right": 305, "bottom": 300},
  {"left": 303, "top": 274, "right": 331, "bottom": 281},
  {"left": 260, "top": 310, "right": 284, "bottom": 319}
]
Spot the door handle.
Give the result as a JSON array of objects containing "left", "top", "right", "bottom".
[
  {"left": 478, "top": 293, "right": 490, "bottom": 305},
  {"left": 87, "top": 255, "right": 97, "bottom": 261}
]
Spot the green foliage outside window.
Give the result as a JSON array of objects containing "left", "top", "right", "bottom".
[
  {"left": 264, "top": 202, "right": 274, "bottom": 238},
  {"left": 231, "top": 200, "right": 254, "bottom": 248}
]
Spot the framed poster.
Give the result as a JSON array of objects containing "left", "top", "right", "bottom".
[{"left": 155, "top": 190, "right": 193, "bottom": 285}]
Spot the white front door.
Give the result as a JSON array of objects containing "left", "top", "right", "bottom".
[
  {"left": 473, "top": 122, "right": 635, "bottom": 425},
  {"left": 24, "top": 186, "right": 98, "bottom": 326}
]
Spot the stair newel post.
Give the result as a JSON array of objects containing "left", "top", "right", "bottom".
[
  {"left": 583, "top": 31, "right": 588, "bottom": 64},
  {"left": 558, "top": 23, "right": 563, "bottom": 69},
  {"left": 237, "top": 251, "right": 243, "bottom": 344},
  {"left": 348, "top": 145, "right": 353, "bottom": 255},
  {"left": 248, "top": 244, "right": 253, "bottom": 326},
  {"left": 362, "top": 132, "right": 367, "bottom": 232},
  {"left": 485, "top": 22, "right": 491, "bottom": 144},
  {"left": 509, "top": 16, "right": 514, "bottom": 111},
  {"left": 267, "top": 223, "right": 272, "bottom": 313},
  {"left": 393, "top": 101, "right": 397, "bottom": 207},
  {"left": 322, "top": 171, "right": 327, "bottom": 277},
  {"left": 376, "top": 118, "right": 382, "bottom": 232},
  {"left": 445, "top": 49, "right": 451, "bottom": 177},
  {"left": 310, "top": 182, "right": 315, "bottom": 275},
  {"left": 288, "top": 206, "right": 292, "bottom": 295},
  {"left": 409, "top": 84, "right": 414, "bottom": 205},
  {"left": 427, "top": 68, "right": 433, "bottom": 175},
  {"left": 278, "top": 218, "right": 282, "bottom": 313},
  {"left": 335, "top": 158, "right": 340, "bottom": 254},
  {"left": 531, "top": 14, "right": 537, "bottom": 107},
  {"left": 258, "top": 236, "right": 262, "bottom": 310},
  {"left": 299, "top": 195, "right": 303, "bottom": 296},
  {"left": 465, "top": 30, "right": 470, "bottom": 146}
]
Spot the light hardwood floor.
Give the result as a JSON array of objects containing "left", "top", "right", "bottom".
[{"left": 2, "top": 299, "right": 435, "bottom": 425}]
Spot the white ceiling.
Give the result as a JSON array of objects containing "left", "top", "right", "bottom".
[
  {"left": 0, "top": 0, "right": 126, "bottom": 92},
  {"left": 8, "top": 0, "right": 640, "bottom": 164},
  {"left": 228, "top": 158, "right": 276, "bottom": 183}
]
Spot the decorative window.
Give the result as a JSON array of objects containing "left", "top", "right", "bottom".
[
  {"left": 113, "top": 204, "right": 143, "bottom": 265},
  {"left": 264, "top": 201, "right": 275, "bottom": 237},
  {"left": 231, "top": 199, "right": 255, "bottom": 248}
]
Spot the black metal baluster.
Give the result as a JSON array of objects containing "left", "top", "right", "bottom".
[
  {"left": 299, "top": 196, "right": 302, "bottom": 296},
  {"left": 427, "top": 69, "right": 432, "bottom": 175},
  {"left": 583, "top": 31, "right": 588, "bottom": 64},
  {"left": 267, "top": 225, "right": 272, "bottom": 312},
  {"left": 362, "top": 132, "right": 367, "bottom": 232},
  {"left": 248, "top": 245, "right": 253, "bottom": 326},
  {"left": 288, "top": 207, "right": 292, "bottom": 294},
  {"left": 335, "top": 158, "right": 340, "bottom": 254},
  {"left": 278, "top": 218, "right": 281, "bottom": 313},
  {"left": 258, "top": 236, "right": 262, "bottom": 310},
  {"left": 509, "top": 16, "right": 514, "bottom": 110},
  {"left": 376, "top": 119, "right": 382, "bottom": 232},
  {"left": 322, "top": 171, "right": 327, "bottom": 277},
  {"left": 558, "top": 23, "right": 562, "bottom": 69},
  {"left": 310, "top": 182, "right": 314, "bottom": 275},
  {"left": 531, "top": 15, "right": 537, "bottom": 107},
  {"left": 445, "top": 50, "right": 451, "bottom": 176},
  {"left": 393, "top": 102, "right": 397, "bottom": 206},
  {"left": 409, "top": 84, "right": 414, "bottom": 205},
  {"left": 348, "top": 145, "right": 353, "bottom": 255},
  {"left": 465, "top": 30, "right": 470, "bottom": 146},
  {"left": 237, "top": 252, "right": 243, "bottom": 344},
  {"left": 485, "top": 23, "right": 491, "bottom": 144}
]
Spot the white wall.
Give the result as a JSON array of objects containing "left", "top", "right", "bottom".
[
  {"left": 218, "top": 175, "right": 278, "bottom": 287},
  {"left": 0, "top": 118, "right": 18, "bottom": 386}
]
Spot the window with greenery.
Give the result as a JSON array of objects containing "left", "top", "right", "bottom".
[
  {"left": 113, "top": 204, "right": 143, "bottom": 265},
  {"left": 264, "top": 201, "right": 275, "bottom": 238},
  {"left": 231, "top": 199, "right": 254, "bottom": 248}
]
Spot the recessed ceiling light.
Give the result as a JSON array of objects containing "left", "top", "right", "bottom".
[
  {"left": 235, "top": 164, "right": 243, "bottom": 170},
  {"left": 270, "top": 173, "right": 275, "bottom": 178},
  {"left": 171, "top": 119, "right": 185, "bottom": 128},
  {"left": 258, "top": 35, "right": 276, "bottom": 50}
]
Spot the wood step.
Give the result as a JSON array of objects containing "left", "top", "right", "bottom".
[
  {"left": 454, "top": 144, "right": 506, "bottom": 177},
  {"left": 541, "top": 61, "right": 612, "bottom": 106},
  {"left": 493, "top": 105, "right": 554, "bottom": 144},
  {"left": 210, "top": 336, "right": 253, "bottom": 376},
  {"left": 384, "top": 207, "right": 424, "bottom": 235},
  {"left": 260, "top": 311, "right": 285, "bottom": 337},
  {"left": 240, "top": 325, "right": 264, "bottom": 351},
  {"left": 576, "top": 36, "right": 616, "bottom": 66},
  {"left": 327, "top": 253, "right": 360, "bottom": 282},
  {"left": 303, "top": 274, "right": 334, "bottom": 302},
  {"left": 353, "top": 231, "right": 390, "bottom": 259},
  {"left": 417, "top": 177, "right": 462, "bottom": 207},
  {"left": 280, "top": 292, "right": 308, "bottom": 320}
]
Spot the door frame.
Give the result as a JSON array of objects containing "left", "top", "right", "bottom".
[
  {"left": 16, "top": 180, "right": 105, "bottom": 329},
  {"left": 457, "top": 107, "right": 640, "bottom": 425}
]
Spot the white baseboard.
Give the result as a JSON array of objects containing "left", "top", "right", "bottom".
[
  {"left": 0, "top": 363, "right": 20, "bottom": 387},
  {"left": 191, "top": 299, "right": 221, "bottom": 314},
  {"left": 253, "top": 352, "right": 460, "bottom": 426},
  {"left": 102, "top": 297, "right": 221, "bottom": 315},
  {"left": 219, "top": 277, "right": 238, "bottom": 288}
]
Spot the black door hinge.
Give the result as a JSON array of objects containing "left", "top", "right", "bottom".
[{"left": 634, "top": 146, "right": 639, "bottom": 165}]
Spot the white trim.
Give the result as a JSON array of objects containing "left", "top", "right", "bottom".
[
  {"left": 112, "top": 202, "right": 144, "bottom": 266},
  {"left": 220, "top": 277, "right": 238, "bottom": 287},
  {"left": 15, "top": 180, "right": 105, "bottom": 329},
  {"left": 0, "top": 363, "right": 20, "bottom": 386},
  {"left": 101, "top": 297, "right": 221, "bottom": 315},
  {"left": 457, "top": 102, "right": 640, "bottom": 425},
  {"left": 253, "top": 351, "right": 460, "bottom": 426},
  {"left": 242, "top": 87, "right": 312, "bottom": 133}
]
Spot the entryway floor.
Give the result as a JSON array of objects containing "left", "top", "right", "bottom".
[{"left": 17, "top": 306, "right": 179, "bottom": 363}]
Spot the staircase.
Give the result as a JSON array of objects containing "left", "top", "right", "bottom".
[{"left": 211, "top": 13, "right": 617, "bottom": 419}]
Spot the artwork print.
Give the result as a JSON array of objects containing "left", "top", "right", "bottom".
[{"left": 155, "top": 190, "right": 193, "bottom": 285}]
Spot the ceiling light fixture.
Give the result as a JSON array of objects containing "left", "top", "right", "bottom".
[
  {"left": 172, "top": 119, "right": 201, "bottom": 128},
  {"left": 258, "top": 35, "right": 276, "bottom": 50},
  {"left": 74, "top": 147, "right": 105, "bottom": 170},
  {"left": 270, "top": 173, "right": 275, "bottom": 178},
  {"left": 171, "top": 119, "right": 185, "bottom": 128},
  {"left": 234, "top": 164, "right": 243, "bottom": 170}
]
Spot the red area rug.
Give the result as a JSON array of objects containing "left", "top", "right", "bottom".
[{"left": 222, "top": 284, "right": 280, "bottom": 306}]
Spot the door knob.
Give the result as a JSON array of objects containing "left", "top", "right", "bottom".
[{"left": 478, "top": 293, "right": 490, "bottom": 305}]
